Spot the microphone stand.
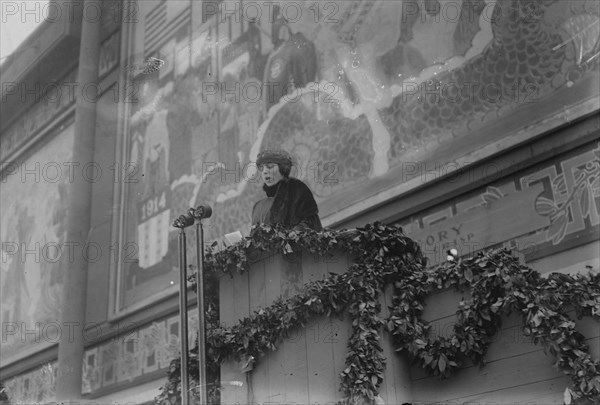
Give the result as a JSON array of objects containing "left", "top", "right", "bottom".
[
  {"left": 189, "top": 205, "right": 212, "bottom": 405},
  {"left": 172, "top": 213, "right": 195, "bottom": 405}
]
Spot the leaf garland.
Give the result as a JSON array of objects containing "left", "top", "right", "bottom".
[
  {"left": 0, "top": 382, "right": 8, "bottom": 404},
  {"left": 156, "top": 222, "right": 600, "bottom": 404}
]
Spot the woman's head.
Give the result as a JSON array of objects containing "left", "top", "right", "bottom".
[
  {"left": 256, "top": 149, "right": 292, "bottom": 184},
  {"left": 260, "top": 162, "right": 284, "bottom": 186}
]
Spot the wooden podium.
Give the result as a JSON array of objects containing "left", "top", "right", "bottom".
[{"left": 218, "top": 249, "right": 413, "bottom": 404}]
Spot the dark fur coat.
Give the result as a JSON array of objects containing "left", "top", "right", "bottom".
[{"left": 256, "top": 177, "right": 322, "bottom": 231}]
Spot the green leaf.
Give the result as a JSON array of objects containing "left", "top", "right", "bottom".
[
  {"left": 371, "top": 375, "right": 378, "bottom": 386},
  {"left": 491, "top": 300, "right": 503, "bottom": 313},
  {"left": 593, "top": 376, "right": 600, "bottom": 391},
  {"left": 532, "top": 313, "right": 542, "bottom": 327},
  {"left": 439, "top": 355, "right": 447, "bottom": 373}
]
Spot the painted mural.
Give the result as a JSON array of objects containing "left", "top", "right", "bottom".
[
  {"left": 115, "top": 0, "right": 600, "bottom": 312},
  {"left": 0, "top": 126, "right": 74, "bottom": 363}
]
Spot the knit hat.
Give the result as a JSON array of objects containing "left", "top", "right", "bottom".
[{"left": 256, "top": 148, "right": 293, "bottom": 168}]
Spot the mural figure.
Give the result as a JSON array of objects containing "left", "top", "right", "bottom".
[
  {"left": 218, "top": 73, "right": 242, "bottom": 169},
  {"left": 167, "top": 74, "right": 202, "bottom": 182},
  {"left": 252, "top": 149, "right": 323, "bottom": 231},
  {"left": 263, "top": 6, "right": 318, "bottom": 113},
  {"left": 141, "top": 109, "right": 170, "bottom": 198}
]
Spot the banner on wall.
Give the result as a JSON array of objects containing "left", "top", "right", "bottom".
[{"left": 112, "top": 0, "right": 600, "bottom": 315}]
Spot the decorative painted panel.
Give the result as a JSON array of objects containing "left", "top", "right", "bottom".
[
  {"left": 113, "top": 0, "right": 600, "bottom": 313},
  {"left": 398, "top": 142, "right": 600, "bottom": 264},
  {"left": 2, "top": 362, "right": 57, "bottom": 404},
  {"left": 81, "top": 310, "right": 199, "bottom": 396},
  {"left": 0, "top": 125, "right": 75, "bottom": 363}
]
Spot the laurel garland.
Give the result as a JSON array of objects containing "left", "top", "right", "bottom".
[
  {"left": 0, "top": 382, "right": 8, "bottom": 404},
  {"left": 155, "top": 223, "right": 600, "bottom": 404},
  {"left": 387, "top": 250, "right": 600, "bottom": 401}
]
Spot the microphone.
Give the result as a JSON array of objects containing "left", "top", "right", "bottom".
[
  {"left": 173, "top": 214, "right": 195, "bottom": 229},
  {"left": 189, "top": 204, "right": 212, "bottom": 220}
]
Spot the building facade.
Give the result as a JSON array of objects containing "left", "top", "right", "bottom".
[{"left": 1, "top": 0, "right": 598, "bottom": 402}]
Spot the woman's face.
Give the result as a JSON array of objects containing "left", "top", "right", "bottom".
[{"left": 260, "top": 163, "right": 283, "bottom": 186}]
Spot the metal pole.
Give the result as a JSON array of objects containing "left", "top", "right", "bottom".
[
  {"left": 195, "top": 221, "right": 208, "bottom": 405},
  {"left": 178, "top": 226, "right": 190, "bottom": 405},
  {"left": 189, "top": 204, "right": 212, "bottom": 403}
]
